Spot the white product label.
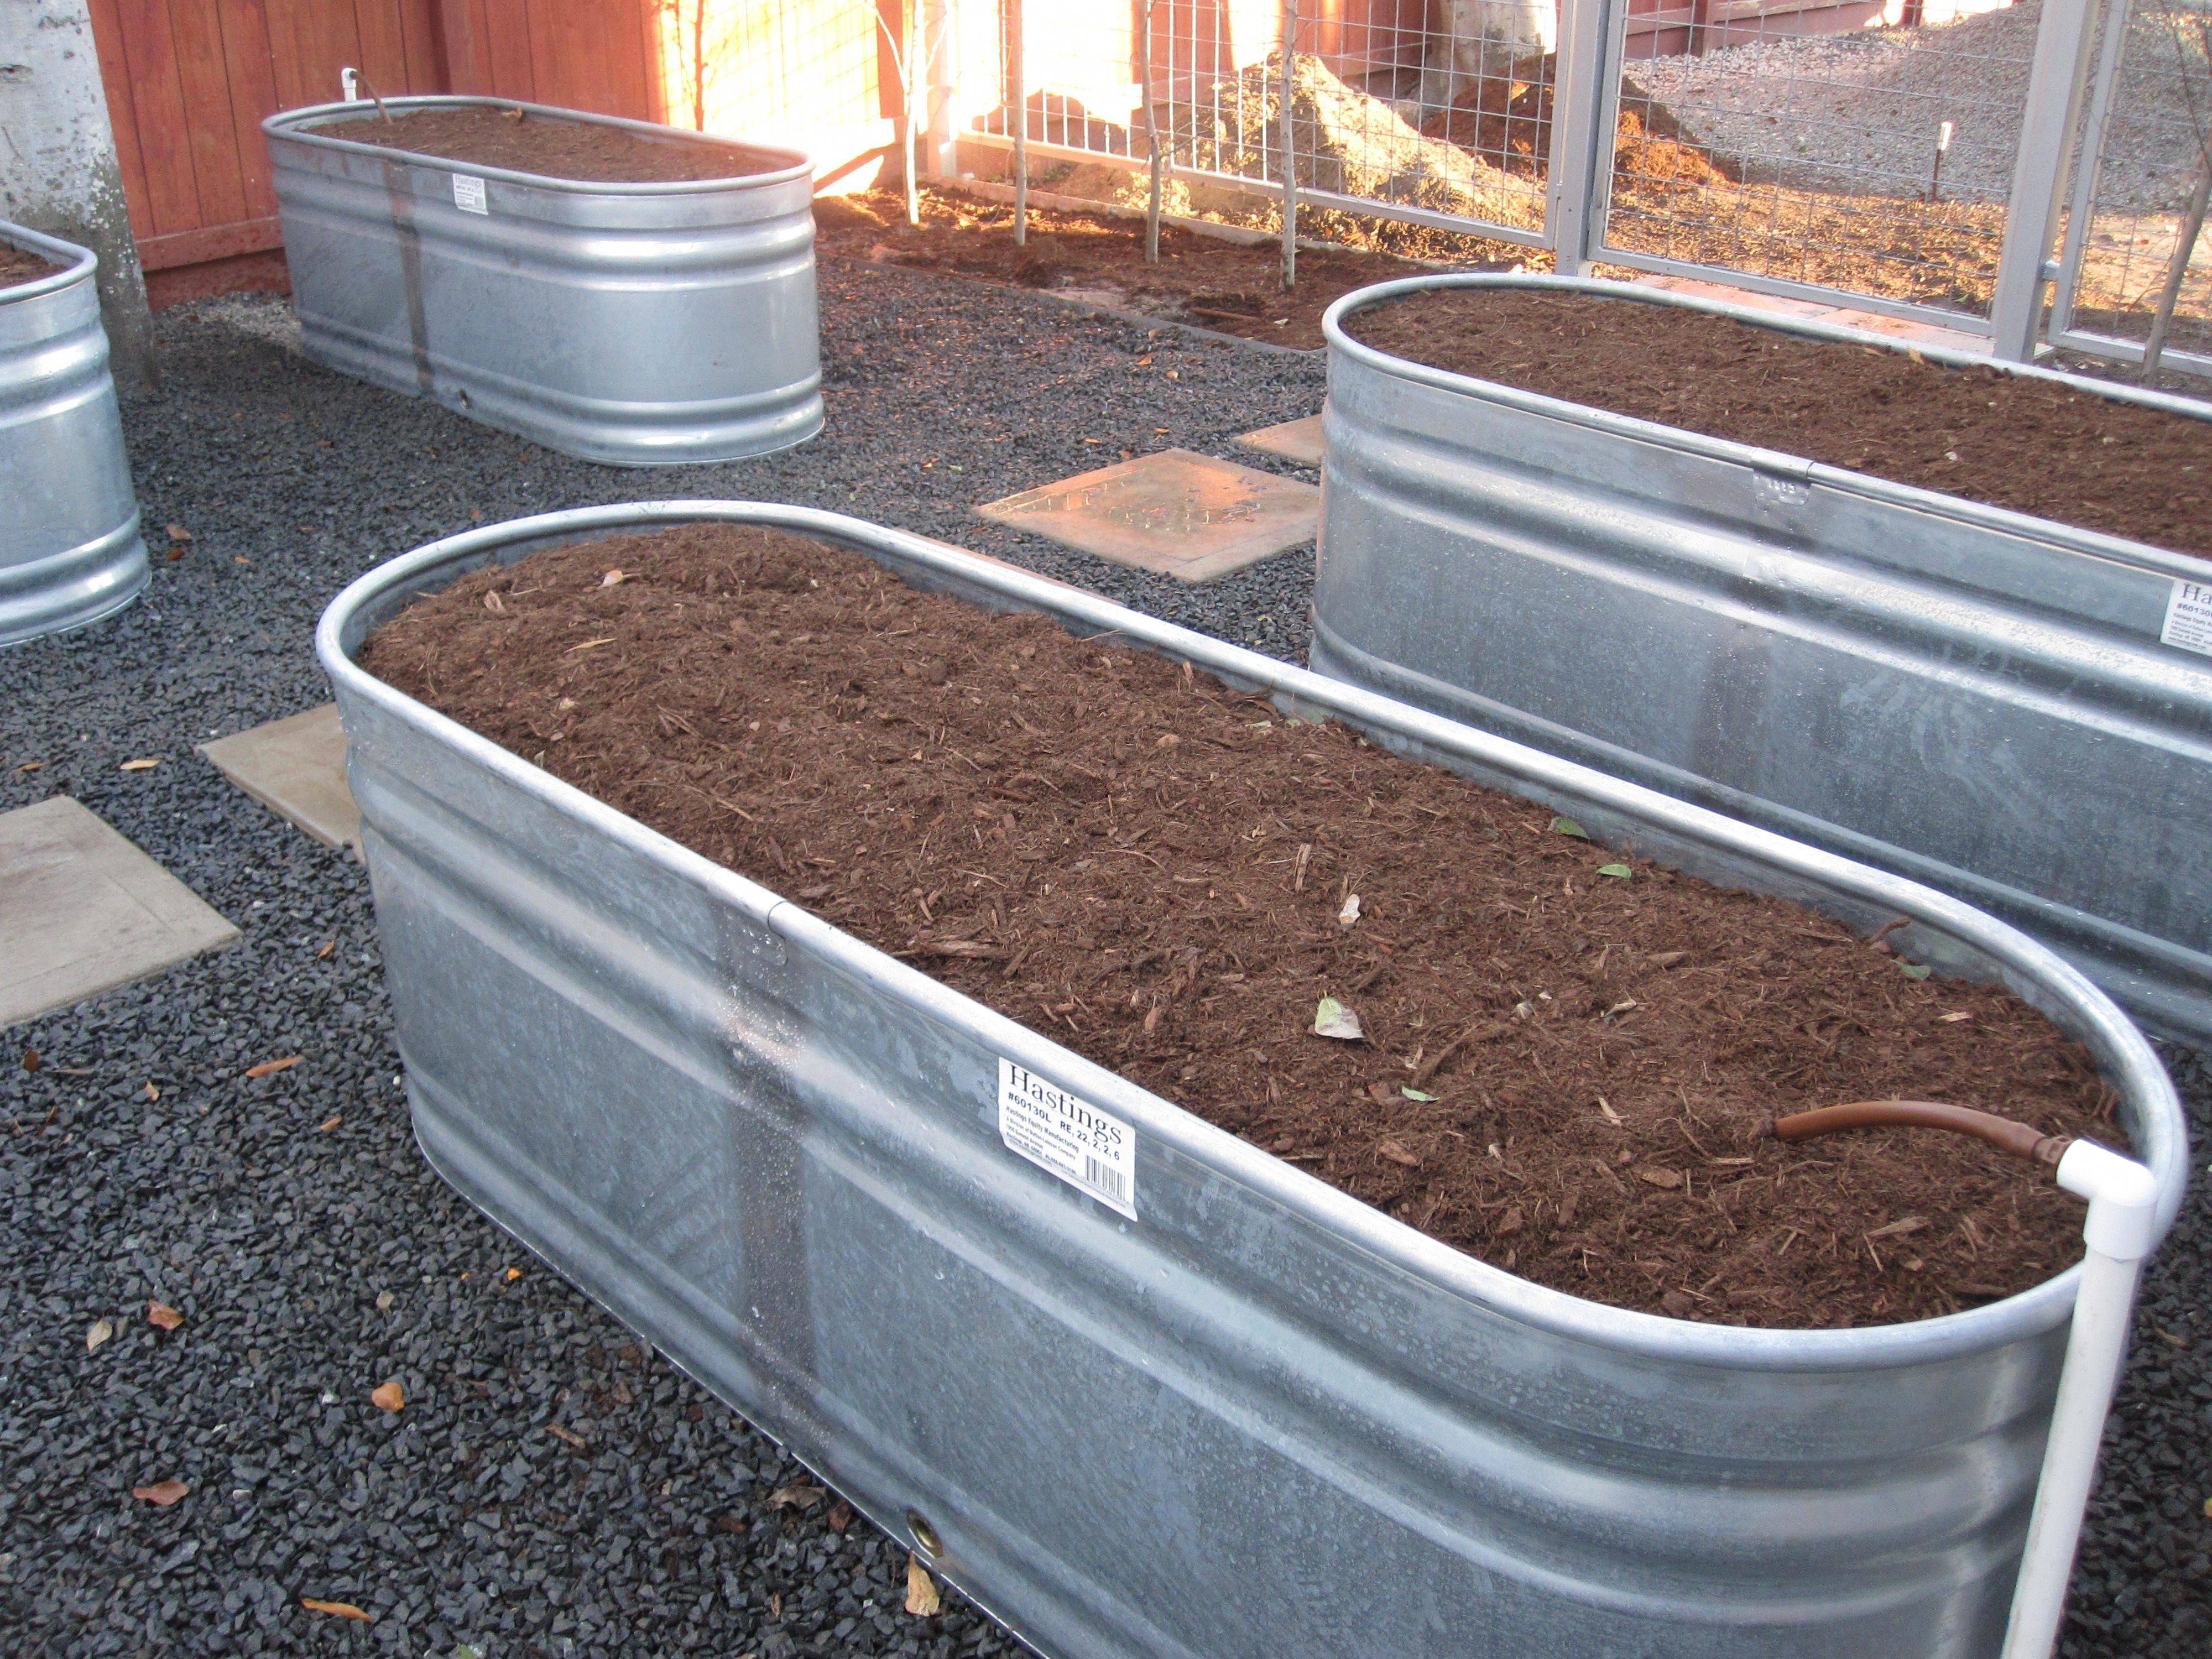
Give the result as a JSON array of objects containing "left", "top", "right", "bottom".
[
  {"left": 2163, "top": 578, "right": 2212, "bottom": 658},
  {"left": 998, "top": 1059, "right": 1136, "bottom": 1219},
  {"left": 452, "top": 173, "right": 488, "bottom": 215}
]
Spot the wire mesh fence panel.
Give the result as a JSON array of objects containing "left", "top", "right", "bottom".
[
  {"left": 1267, "top": 0, "right": 1556, "bottom": 239},
  {"left": 1599, "top": 0, "right": 2047, "bottom": 322},
  {"left": 648, "top": 1, "right": 894, "bottom": 174},
  {"left": 956, "top": 2, "right": 1560, "bottom": 246},
  {"left": 2051, "top": 0, "right": 2212, "bottom": 370}
]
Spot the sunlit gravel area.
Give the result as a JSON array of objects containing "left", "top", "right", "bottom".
[{"left": 1636, "top": 1, "right": 2211, "bottom": 213}]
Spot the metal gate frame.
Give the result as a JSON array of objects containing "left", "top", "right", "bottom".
[
  {"left": 2046, "top": 0, "right": 2212, "bottom": 379},
  {"left": 1573, "top": 0, "right": 2107, "bottom": 353},
  {"left": 922, "top": 0, "right": 2168, "bottom": 371}
]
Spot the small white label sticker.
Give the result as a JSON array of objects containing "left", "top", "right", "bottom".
[
  {"left": 2164, "top": 579, "right": 2212, "bottom": 658},
  {"left": 452, "top": 174, "right": 488, "bottom": 215},
  {"left": 998, "top": 1059, "right": 1136, "bottom": 1219}
]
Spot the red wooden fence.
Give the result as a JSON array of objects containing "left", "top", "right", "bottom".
[
  {"left": 86, "top": 1, "right": 677, "bottom": 305},
  {"left": 437, "top": 0, "right": 665, "bottom": 123}
]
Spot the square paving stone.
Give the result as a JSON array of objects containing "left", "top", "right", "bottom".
[
  {"left": 1235, "top": 415, "right": 1324, "bottom": 468},
  {"left": 975, "top": 448, "right": 1320, "bottom": 583},
  {"left": 199, "top": 703, "right": 360, "bottom": 855},
  {"left": 0, "top": 796, "right": 239, "bottom": 1027}
]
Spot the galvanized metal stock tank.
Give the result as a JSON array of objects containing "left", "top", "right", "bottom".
[
  {"left": 1312, "top": 273, "right": 2212, "bottom": 1048},
  {"left": 0, "top": 221, "right": 145, "bottom": 647},
  {"left": 321, "top": 503, "right": 2187, "bottom": 1659},
  {"left": 263, "top": 98, "right": 822, "bottom": 466}
]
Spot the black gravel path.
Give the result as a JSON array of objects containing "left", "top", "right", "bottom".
[{"left": 1, "top": 258, "right": 2204, "bottom": 1658}]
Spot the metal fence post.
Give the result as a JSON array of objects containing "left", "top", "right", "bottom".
[
  {"left": 1008, "top": 0, "right": 1026, "bottom": 246},
  {"left": 1546, "top": 0, "right": 1615, "bottom": 276},
  {"left": 1279, "top": 0, "right": 1299, "bottom": 290},
  {"left": 2047, "top": 0, "right": 2135, "bottom": 346},
  {"left": 1990, "top": 0, "right": 2100, "bottom": 361},
  {"left": 921, "top": 0, "right": 963, "bottom": 180},
  {"left": 1138, "top": 0, "right": 1162, "bottom": 263}
]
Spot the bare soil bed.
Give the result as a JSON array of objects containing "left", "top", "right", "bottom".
[
  {"left": 814, "top": 186, "right": 1475, "bottom": 351},
  {"left": 1350, "top": 286, "right": 2212, "bottom": 560},
  {"left": 314, "top": 107, "right": 785, "bottom": 184},
  {"left": 359, "top": 521, "right": 2129, "bottom": 1329},
  {"left": 0, "top": 244, "right": 59, "bottom": 289}
]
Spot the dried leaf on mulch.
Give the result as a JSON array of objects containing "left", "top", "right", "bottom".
[{"left": 1312, "top": 996, "right": 1364, "bottom": 1040}]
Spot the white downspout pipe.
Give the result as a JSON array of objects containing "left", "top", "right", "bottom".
[{"left": 1999, "top": 1138, "right": 2161, "bottom": 1659}]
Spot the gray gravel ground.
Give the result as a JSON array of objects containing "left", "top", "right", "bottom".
[
  {"left": 0, "top": 260, "right": 1322, "bottom": 1659},
  {"left": 2, "top": 257, "right": 2206, "bottom": 1658}
]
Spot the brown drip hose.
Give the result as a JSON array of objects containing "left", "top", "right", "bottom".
[{"left": 1769, "top": 1100, "right": 2073, "bottom": 1172}]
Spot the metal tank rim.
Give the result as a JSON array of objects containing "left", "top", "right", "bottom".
[
  {"left": 261, "top": 96, "right": 813, "bottom": 197},
  {"left": 1321, "top": 272, "right": 2212, "bottom": 583},
  {"left": 0, "top": 221, "right": 100, "bottom": 307},
  {"left": 317, "top": 499, "right": 2189, "bottom": 1374}
]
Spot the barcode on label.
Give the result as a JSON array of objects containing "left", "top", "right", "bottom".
[
  {"left": 452, "top": 173, "right": 489, "bottom": 215},
  {"left": 998, "top": 1058, "right": 1138, "bottom": 1220}
]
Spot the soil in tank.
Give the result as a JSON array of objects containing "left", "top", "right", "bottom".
[
  {"left": 362, "top": 521, "right": 2132, "bottom": 1328},
  {"left": 1348, "top": 286, "right": 2212, "bottom": 560},
  {"left": 314, "top": 106, "right": 790, "bottom": 185}
]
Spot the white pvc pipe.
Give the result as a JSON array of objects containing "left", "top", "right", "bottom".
[{"left": 2000, "top": 1139, "right": 2160, "bottom": 1659}]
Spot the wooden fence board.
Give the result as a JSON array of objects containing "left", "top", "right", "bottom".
[
  {"left": 479, "top": 0, "right": 538, "bottom": 100},
  {"left": 398, "top": 0, "right": 450, "bottom": 87},
  {"left": 113, "top": 2, "right": 202, "bottom": 237},
  {"left": 169, "top": 0, "right": 250, "bottom": 228},
  {"left": 351, "top": 0, "right": 416, "bottom": 99},
  {"left": 215, "top": 0, "right": 284, "bottom": 220},
  {"left": 84, "top": 0, "right": 152, "bottom": 237},
  {"left": 437, "top": 0, "right": 491, "bottom": 92}
]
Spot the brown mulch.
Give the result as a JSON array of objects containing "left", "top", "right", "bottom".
[
  {"left": 360, "top": 523, "right": 2130, "bottom": 1329},
  {"left": 0, "top": 245, "right": 60, "bottom": 290},
  {"left": 313, "top": 107, "right": 785, "bottom": 184},
  {"left": 1604, "top": 175, "right": 2010, "bottom": 317},
  {"left": 813, "top": 187, "right": 1515, "bottom": 351},
  {"left": 1351, "top": 286, "right": 2212, "bottom": 561}
]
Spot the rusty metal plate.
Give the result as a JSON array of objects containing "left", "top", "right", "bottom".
[{"left": 975, "top": 448, "right": 1318, "bottom": 582}]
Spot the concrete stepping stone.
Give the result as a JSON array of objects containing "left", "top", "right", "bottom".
[
  {"left": 975, "top": 448, "right": 1319, "bottom": 583},
  {"left": 199, "top": 704, "right": 359, "bottom": 855},
  {"left": 0, "top": 796, "right": 239, "bottom": 1027},
  {"left": 1235, "top": 415, "right": 1324, "bottom": 468}
]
